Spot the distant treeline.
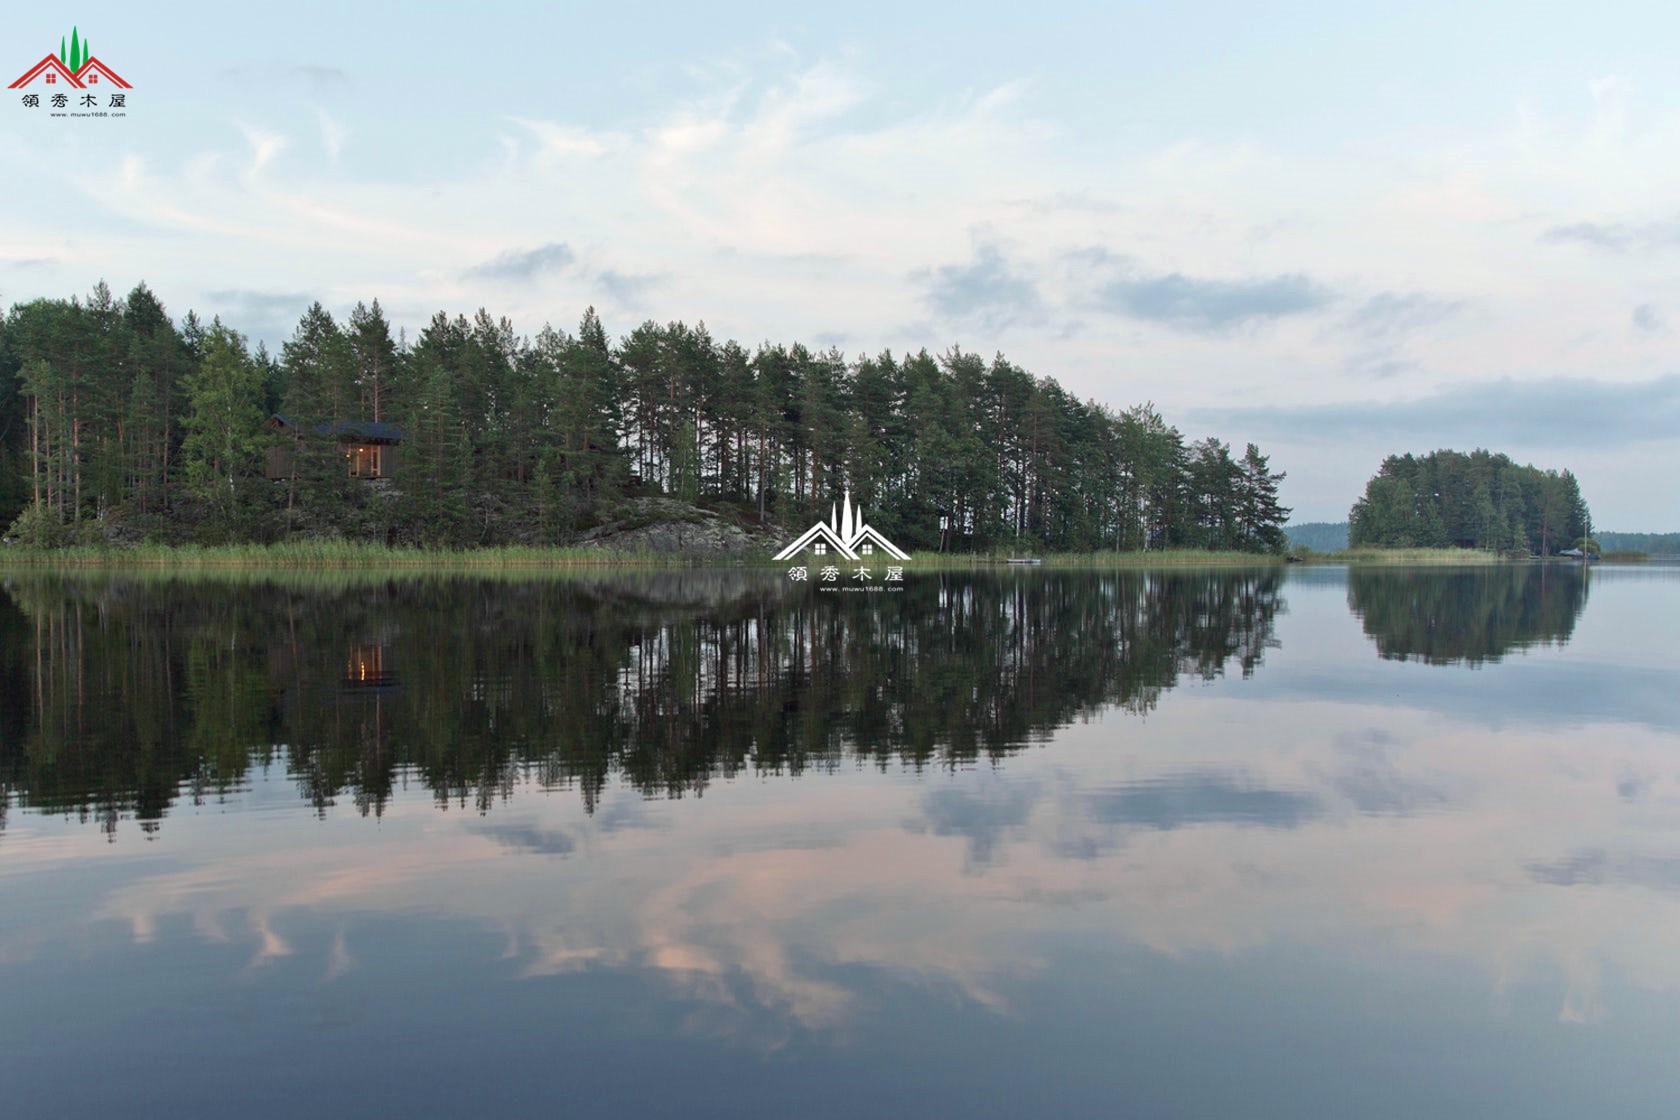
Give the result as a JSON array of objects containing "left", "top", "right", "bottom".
[
  {"left": 1284, "top": 521, "right": 1349, "bottom": 552},
  {"left": 1596, "top": 532, "right": 1680, "bottom": 556},
  {"left": 1349, "top": 449, "right": 1589, "bottom": 554},
  {"left": 0, "top": 282, "right": 1292, "bottom": 553},
  {"left": 1292, "top": 524, "right": 1675, "bottom": 556}
]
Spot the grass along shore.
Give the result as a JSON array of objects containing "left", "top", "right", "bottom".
[
  {"left": 1293, "top": 546, "right": 1638, "bottom": 564},
  {"left": 905, "top": 549, "right": 1283, "bottom": 568},
  {"left": 0, "top": 542, "right": 673, "bottom": 570},
  {"left": 0, "top": 542, "right": 1290, "bottom": 571},
  {"left": 2, "top": 542, "right": 1616, "bottom": 571},
  {"left": 1301, "top": 546, "right": 1504, "bottom": 565}
]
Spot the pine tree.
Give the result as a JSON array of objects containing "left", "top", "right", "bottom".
[
  {"left": 274, "top": 303, "right": 357, "bottom": 520},
  {"left": 121, "top": 283, "right": 188, "bottom": 519},
  {"left": 347, "top": 300, "right": 402, "bottom": 422},
  {"left": 1240, "top": 443, "right": 1290, "bottom": 554},
  {"left": 399, "top": 348, "right": 470, "bottom": 544},
  {"left": 180, "top": 321, "right": 266, "bottom": 539}
]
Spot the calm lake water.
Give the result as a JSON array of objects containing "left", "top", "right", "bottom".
[{"left": 3, "top": 563, "right": 1678, "bottom": 1117}]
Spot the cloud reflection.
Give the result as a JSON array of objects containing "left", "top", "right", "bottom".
[
  {"left": 15, "top": 695, "right": 1680, "bottom": 1041},
  {"left": 1083, "top": 772, "right": 1320, "bottom": 830}
]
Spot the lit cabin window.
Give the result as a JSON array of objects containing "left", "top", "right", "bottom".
[
  {"left": 348, "top": 445, "right": 383, "bottom": 478},
  {"left": 814, "top": 542, "right": 826, "bottom": 555},
  {"left": 860, "top": 543, "right": 873, "bottom": 555}
]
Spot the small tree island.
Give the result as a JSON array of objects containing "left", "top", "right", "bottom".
[{"left": 1348, "top": 449, "right": 1589, "bottom": 555}]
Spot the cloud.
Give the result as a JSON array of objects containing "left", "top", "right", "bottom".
[
  {"left": 596, "top": 268, "right": 662, "bottom": 307},
  {"left": 1529, "top": 849, "right": 1680, "bottom": 892},
  {"left": 465, "top": 242, "right": 576, "bottom": 282},
  {"left": 316, "top": 108, "right": 350, "bottom": 164},
  {"left": 1245, "top": 658, "right": 1680, "bottom": 734},
  {"left": 1632, "top": 303, "right": 1667, "bottom": 335},
  {"left": 739, "top": 57, "right": 867, "bottom": 156},
  {"left": 1616, "top": 772, "right": 1652, "bottom": 801},
  {"left": 1337, "top": 291, "right": 1464, "bottom": 341},
  {"left": 1325, "top": 759, "right": 1456, "bottom": 817},
  {"left": 1083, "top": 772, "right": 1320, "bottom": 830},
  {"left": 203, "top": 289, "right": 313, "bottom": 334},
  {"left": 289, "top": 65, "right": 351, "bottom": 92},
  {"left": 1092, "top": 267, "right": 1330, "bottom": 332},
  {"left": 912, "top": 783, "right": 1040, "bottom": 869},
  {"left": 593, "top": 797, "right": 662, "bottom": 833},
  {"left": 1340, "top": 348, "right": 1420, "bottom": 380},
  {"left": 473, "top": 823, "right": 576, "bottom": 856},
  {"left": 1328, "top": 292, "right": 1463, "bottom": 380},
  {"left": 1541, "top": 216, "right": 1680, "bottom": 253},
  {"left": 1189, "top": 374, "right": 1680, "bottom": 449},
  {"left": 509, "top": 118, "right": 614, "bottom": 160},
  {"left": 1004, "top": 192, "right": 1126, "bottom": 217},
  {"left": 238, "top": 126, "right": 288, "bottom": 182},
  {"left": 918, "top": 242, "right": 1041, "bottom": 329}
]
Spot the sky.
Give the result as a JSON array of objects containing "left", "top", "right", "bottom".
[{"left": 2, "top": 1, "right": 1676, "bottom": 528}]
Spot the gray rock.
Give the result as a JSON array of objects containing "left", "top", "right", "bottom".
[{"left": 573, "top": 498, "right": 780, "bottom": 555}]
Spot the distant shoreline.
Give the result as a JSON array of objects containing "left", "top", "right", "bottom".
[
  {"left": 0, "top": 542, "right": 1635, "bottom": 572},
  {"left": 1288, "top": 522, "right": 1678, "bottom": 558},
  {"left": 1298, "top": 547, "right": 1651, "bottom": 565},
  {"left": 0, "top": 543, "right": 1285, "bottom": 571}
]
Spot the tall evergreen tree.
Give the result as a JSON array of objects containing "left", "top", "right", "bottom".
[
  {"left": 1240, "top": 443, "right": 1290, "bottom": 554},
  {"left": 120, "top": 283, "right": 188, "bottom": 520},
  {"left": 347, "top": 299, "right": 402, "bottom": 422},
  {"left": 180, "top": 321, "right": 266, "bottom": 538}
]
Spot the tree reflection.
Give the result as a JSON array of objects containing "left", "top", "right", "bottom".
[
  {"left": 1347, "top": 565, "right": 1589, "bottom": 666},
  {"left": 0, "top": 568, "right": 1284, "bottom": 835}
]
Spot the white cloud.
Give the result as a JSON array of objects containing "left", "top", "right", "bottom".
[
  {"left": 238, "top": 124, "right": 288, "bottom": 183},
  {"left": 315, "top": 107, "right": 349, "bottom": 165}
]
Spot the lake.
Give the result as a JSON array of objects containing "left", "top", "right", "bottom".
[{"left": 3, "top": 563, "right": 1678, "bottom": 1117}]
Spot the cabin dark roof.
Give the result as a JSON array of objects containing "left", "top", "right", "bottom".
[
  {"left": 269, "top": 414, "right": 406, "bottom": 443},
  {"left": 325, "top": 419, "right": 406, "bottom": 443}
]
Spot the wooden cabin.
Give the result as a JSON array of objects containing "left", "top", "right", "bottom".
[{"left": 267, "top": 414, "right": 406, "bottom": 481}]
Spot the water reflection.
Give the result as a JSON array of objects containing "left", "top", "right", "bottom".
[
  {"left": 0, "top": 568, "right": 1284, "bottom": 836},
  {"left": 1347, "top": 564, "right": 1589, "bottom": 665},
  {"left": 5, "top": 567, "right": 1680, "bottom": 1117},
  {"left": 340, "top": 642, "right": 398, "bottom": 692},
  {"left": 1083, "top": 772, "right": 1321, "bottom": 830}
]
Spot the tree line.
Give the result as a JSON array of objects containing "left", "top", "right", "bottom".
[
  {"left": 1595, "top": 531, "right": 1680, "bottom": 556},
  {"left": 0, "top": 281, "right": 1291, "bottom": 553},
  {"left": 1283, "top": 521, "right": 1349, "bottom": 553},
  {"left": 1348, "top": 449, "right": 1590, "bottom": 554}
]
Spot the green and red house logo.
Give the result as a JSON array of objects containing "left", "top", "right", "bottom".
[{"left": 10, "top": 27, "right": 131, "bottom": 92}]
